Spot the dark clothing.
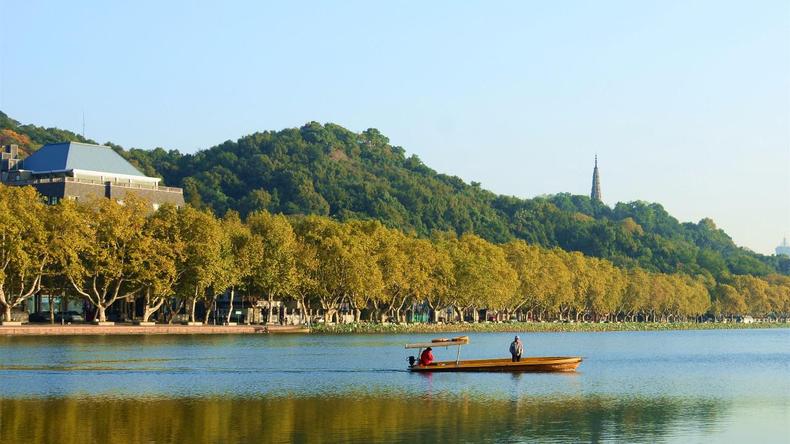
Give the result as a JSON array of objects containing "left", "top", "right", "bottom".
[
  {"left": 509, "top": 339, "right": 524, "bottom": 362},
  {"left": 420, "top": 349, "right": 434, "bottom": 366}
]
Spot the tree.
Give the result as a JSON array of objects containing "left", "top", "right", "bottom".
[
  {"left": 176, "top": 207, "right": 228, "bottom": 323},
  {"left": 4, "top": 112, "right": 785, "bottom": 278},
  {"left": 338, "top": 220, "right": 384, "bottom": 322},
  {"left": 732, "top": 275, "right": 770, "bottom": 317},
  {"left": 0, "top": 129, "right": 33, "bottom": 151},
  {"left": 221, "top": 211, "right": 255, "bottom": 324},
  {"left": 292, "top": 236, "right": 319, "bottom": 324},
  {"left": 442, "top": 234, "right": 517, "bottom": 322},
  {"left": 0, "top": 185, "right": 50, "bottom": 322},
  {"left": 502, "top": 240, "right": 544, "bottom": 318},
  {"left": 372, "top": 226, "right": 409, "bottom": 323},
  {"left": 423, "top": 237, "right": 455, "bottom": 323},
  {"left": 586, "top": 259, "right": 625, "bottom": 321},
  {"left": 542, "top": 249, "right": 574, "bottom": 321},
  {"left": 137, "top": 205, "right": 183, "bottom": 323},
  {"left": 58, "top": 197, "right": 150, "bottom": 322},
  {"left": 562, "top": 251, "right": 591, "bottom": 321},
  {"left": 763, "top": 275, "right": 790, "bottom": 319},
  {"left": 621, "top": 268, "right": 650, "bottom": 321},
  {"left": 247, "top": 211, "right": 299, "bottom": 324},
  {"left": 714, "top": 284, "right": 744, "bottom": 320},
  {"left": 399, "top": 237, "right": 446, "bottom": 323},
  {"left": 292, "top": 216, "right": 345, "bottom": 323}
]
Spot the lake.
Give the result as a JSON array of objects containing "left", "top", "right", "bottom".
[{"left": 0, "top": 329, "right": 788, "bottom": 443}]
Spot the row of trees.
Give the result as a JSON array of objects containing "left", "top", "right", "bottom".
[
  {"left": 1, "top": 184, "right": 788, "bottom": 324},
  {"left": 3, "top": 113, "right": 787, "bottom": 279}
]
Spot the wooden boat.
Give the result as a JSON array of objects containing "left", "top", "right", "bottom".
[{"left": 406, "top": 337, "right": 582, "bottom": 373}]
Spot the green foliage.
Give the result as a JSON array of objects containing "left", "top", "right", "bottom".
[
  {"left": 0, "top": 185, "right": 50, "bottom": 320},
  {"left": 0, "top": 111, "right": 95, "bottom": 152},
  {"left": 119, "top": 122, "right": 781, "bottom": 278},
  {"left": 1, "top": 112, "right": 784, "bottom": 280},
  {"left": 3, "top": 186, "right": 786, "bottom": 324},
  {"left": 56, "top": 196, "right": 151, "bottom": 322}
]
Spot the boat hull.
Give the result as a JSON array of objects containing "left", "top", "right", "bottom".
[{"left": 408, "top": 357, "right": 582, "bottom": 373}]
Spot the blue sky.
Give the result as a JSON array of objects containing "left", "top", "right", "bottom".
[{"left": 1, "top": 0, "right": 788, "bottom": 254}]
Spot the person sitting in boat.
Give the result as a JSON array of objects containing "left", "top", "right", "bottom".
[
  {"left": 419, "top": 347, "right": 434, "bottom": 366},
  {"left": 509, "top": 336, "right": 524, "bottom": 362}
]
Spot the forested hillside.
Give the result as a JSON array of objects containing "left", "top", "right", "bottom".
[
  {"left": 0, "top": 112, "right": 95, "bottom": 154},
  {"left": 2, "top": 111, "right": 787, "bottom": 280}
]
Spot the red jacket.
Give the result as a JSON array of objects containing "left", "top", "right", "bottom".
[{"left": 420, "top": 349, "right": 434, "bottom": 366}]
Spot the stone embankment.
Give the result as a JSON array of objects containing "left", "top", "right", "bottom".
[{"left": 0, "top": 324, "right": 309, "bottom": 335}]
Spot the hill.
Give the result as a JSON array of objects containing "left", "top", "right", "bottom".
[{"left": 2, "top": 111, "right": 787, "bottom": 279}]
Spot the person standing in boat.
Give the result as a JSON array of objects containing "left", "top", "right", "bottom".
[
  {"left": 419, "top": 347, "right": 434, "bottom": 366},
  {"left": 510, "top": 336, "right": 524, "bottom": 362}
]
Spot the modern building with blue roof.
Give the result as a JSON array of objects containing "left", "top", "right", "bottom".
[
  {"left": 1, "top": 142, "right": 184, "bottom": 207},
  {"left": 22, "top": 142, "right": 151, "bottom": 178}
]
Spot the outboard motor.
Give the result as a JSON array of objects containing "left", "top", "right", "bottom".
[{"left": 407, "top": 356, "right": 417, "bottom": 367}]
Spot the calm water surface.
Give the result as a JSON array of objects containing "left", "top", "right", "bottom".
[{"left": 0, "top": 329, "right": 788, "bottom": 443}]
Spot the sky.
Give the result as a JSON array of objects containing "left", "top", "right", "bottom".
[{"left": 1, "top": 0, "right": 788, "bottom": 255}]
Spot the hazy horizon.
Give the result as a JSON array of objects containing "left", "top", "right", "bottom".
[{"left": 1, "top": 1, "right": 788, "bottom": 254}]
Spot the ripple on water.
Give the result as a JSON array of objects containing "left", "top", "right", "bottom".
[{"left": 0, "top": 329, "right": 788, "bottom": 443}]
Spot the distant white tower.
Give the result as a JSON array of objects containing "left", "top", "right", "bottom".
[{"left": 777, "top": 238, "right": 790, "bottom": 257}]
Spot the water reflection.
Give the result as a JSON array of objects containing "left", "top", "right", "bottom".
[
  {"left": 1, "top": 329, "right": 788, "bottom": 442},
  {"left": 0, "top": 394, "right": 727, "bottom": 444}
]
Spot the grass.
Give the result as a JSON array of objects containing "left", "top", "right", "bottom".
[{"left": 310, "top": 321, "right": 790, "bottom": 334}]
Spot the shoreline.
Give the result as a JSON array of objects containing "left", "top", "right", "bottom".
[
  {"left": 0, "top": 324, "right": 309, "bottom": 336},
  {"left": 1, "top": 322, "right": 787, "bottom": 336},
  {"left": 309, "top": 321, "right": 790, "bottom": 334}
]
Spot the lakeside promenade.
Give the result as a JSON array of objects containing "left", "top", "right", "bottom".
[
  {"left": 1, "top": 321, "right": 787, "bottom": 335},
  {"left": 0, "top": 324, "right": 309, "bottom": 336}
]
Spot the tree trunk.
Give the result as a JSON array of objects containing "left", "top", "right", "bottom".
[
  {"left": 451, "top": 306, "right": 461, "bottom": 323},
  {"left": 226, "top": 288, "right": 235, "bottom": 324},
  {"left": 142, "top": 306, "right": 157, "bottom": 323},
  {"left": 96, "top": 304, "right": 107, "bottom": 322},
  {"left": 300, "top": 299, "right": 308, "bottom": 325},
  {"left": 48, "top": 293, "right": 55, "bottom": 324},
  {"left": 267, "top": 294, "right": 274, "bottom": 325},
  {"left": 203, "top": 301, "right": 212, "bottom": 324},
  {"left": 2, "top": 303, "right": 11, "bottom": 322},
  {"left": 189, "top": 297, "right": 198, "bottom": 323},
  {"left": 141, "top": 289, "right": 165, "bottom": 323},
  {"left": 168, "top": 299, "right": 184, "bottom": 324},
  {"left": 431, "top": 308, "right": 439, "bottom": 323}
]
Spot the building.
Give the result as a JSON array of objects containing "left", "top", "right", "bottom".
[
  {"left": 0, "top": 142, "right": 183, "bottom": 208},
  {"left": 590, "top": 155, "right": 602, "bottom": 202},
  {"left": 1, "top": 144, "right": 21, "bottom": 171},
  {"left": 777, "top": 238, "right": 790, "bottom": 257}
]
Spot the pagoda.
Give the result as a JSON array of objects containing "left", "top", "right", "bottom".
[{"left": 590, "top": 155, "right": 602, "bottom": 202}]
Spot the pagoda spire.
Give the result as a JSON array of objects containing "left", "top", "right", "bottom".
[{"left": 591, "top": 155, "right": 602, "bottom": 202}]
